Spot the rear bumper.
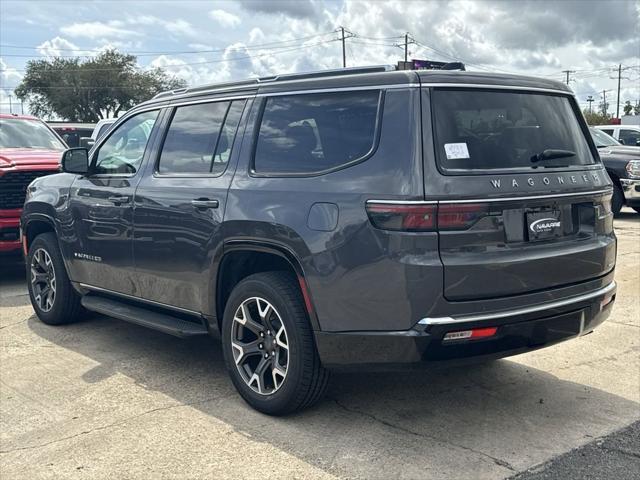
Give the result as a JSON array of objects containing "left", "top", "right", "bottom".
[
  {"left": 620, "top": 178, "right": 640, "bottom": 206},
  {"left": 0, "top": 209, "right": 21, "bottom": 253},
  {"left": 316, "top": 281, "right": 616, "bottom": 370}
]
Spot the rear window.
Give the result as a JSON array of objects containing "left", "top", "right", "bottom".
[
  {"left": 432, "top": 89, "right": 595, "bottom": 173},
  {"left": 253, "top": 91, "right": 380, "bottom": 175}
]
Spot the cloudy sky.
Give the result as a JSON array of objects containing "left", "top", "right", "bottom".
[{"left": 1, "top": 0, "right": 639, "bottom": 116}]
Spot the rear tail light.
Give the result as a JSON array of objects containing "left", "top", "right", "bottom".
[
  {"left": 366, "top": 202, "right": 436, "bottom": 231},
  {"left": 443, "top": 327, "right": 497, "bottom": 342},
  {"left": 437, "top": 203, "right": 489, "bottom": 230},
  {"left": 366, "top": 201, "right": 488, "bottom": 232}
]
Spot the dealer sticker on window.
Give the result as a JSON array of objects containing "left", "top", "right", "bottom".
[{"left": 444, "top": 143, "right": 470, "bottom": 160}]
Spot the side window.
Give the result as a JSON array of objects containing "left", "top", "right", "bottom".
[
  {"left": 601, "top": 129, "right": 614, "bottom": 136},
  {"left": 253, "top": 91, "right": 380, "bottom": 175},
  {"left": 211, "top": 101, "right": 245, "bottom": 174},
  {"left": 158, "top": 100, "right": 245, "bottom": 175},
  {"left": 619, "top": 129, "right": 640, "bottom": 146},
  {"left": 94, "top": 110, "right": 159, "bottom": 175}
]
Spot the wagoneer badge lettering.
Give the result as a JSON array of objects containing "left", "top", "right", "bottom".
[{"left": 490, "top": 172, "right": 602, "bottom": 189}]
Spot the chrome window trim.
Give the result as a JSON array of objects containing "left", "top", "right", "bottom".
[
  {"left": 140, "top": 82, "right": 571, "bottom": 109},
  {"left": 419, "top": 281, "right": 616, "bottom": 326},
  {"left": 257, "top": 84, "right": 418, "bottom": 97},
  {"left": 366, "top": 199, "right": 438, "bottom": 205},
  {"left": 79, "top": 283, "right": 201, "bottom": 316},
  {"left": 441, "top": 188, "right": 612, "bottom": 204},
  {"left": 422, "top": 83, "right": 572, "bottom": 95}
]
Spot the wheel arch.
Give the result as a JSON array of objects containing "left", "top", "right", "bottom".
[
  {"left": 23, "top": 214, "right": 57, "bottom": 255},
  {"left": 216, "top": 241, "right": 319, "bottom": 332}
]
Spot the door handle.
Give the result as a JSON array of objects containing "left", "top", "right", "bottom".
[
  {"left": 107, "top": 195, "right": 130, "bottom": 204},
  {"left": 191, "top": 198, "right": 219, "bottom": 209}
]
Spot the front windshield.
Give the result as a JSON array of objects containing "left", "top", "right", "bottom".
[
  {"left": 0, "top": 118, "right": 66, "bottom": 150},
  {"left": 590, "top": 128, "right": 620, "bottom": 147}
]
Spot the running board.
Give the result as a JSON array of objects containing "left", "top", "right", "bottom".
[{"left": 81, "top": 295, "right": 208, "bottom": 337}]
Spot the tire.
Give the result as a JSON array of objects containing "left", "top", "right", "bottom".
[
  {"left": 221, "top": 271, "right": 329, "bottom": 415},
  {"left": 612, "top": 185, "right": 624, "bottom": 217},
  {"left": 26, "top": 232, "right": 84, "bottom": 325}
]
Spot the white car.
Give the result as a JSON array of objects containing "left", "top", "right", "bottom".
[
  {"left": 593, "top": 125, "right": 640, "bottom": 147},
  {"left": 79, "top": 118, "right": 117, "bottom": 149}
]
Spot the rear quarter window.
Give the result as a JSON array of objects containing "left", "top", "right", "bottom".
[
  {"left": 432, "top": 89, "right": 595, "bottom": 173},
  {"left": 253, "top": 90, "right": 381, "bottom": 175}
]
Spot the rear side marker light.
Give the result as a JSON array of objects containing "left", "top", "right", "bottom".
[{"left": 443, "top": 327, "right": 498, "bottom": 342}]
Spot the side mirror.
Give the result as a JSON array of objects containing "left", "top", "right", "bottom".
[
  {"left": 79, "top": 137, "right": 95, "bottom": 149},
  {"left": 618, "top": 138, "right": 625, "bottom": 145},
  {"left": 61, "top": 148, "right": 90, "bottom": 174}
]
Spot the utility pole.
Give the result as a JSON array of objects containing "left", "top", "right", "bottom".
[
  {"left": 587, "top": 95, "right": 594, "bottom": 113},
  {"left": 562, "top": 70, "right": 575, "bottom": 85},
  {"left": 602, "top": 90, "right": 607, "bottom": 117},
  {"left": 8, "top": 95, "right": 12, "bottom": 114},
  {"left": 336, "top": 26, "right": 354, "bottom": 68},
  {"left": 404, "top": 33, "right": 409, "bottom": 62},
  {"left": 402, "top": 33, "right": 415, "bottom": 63},
  {"left": 616, "top": 63, "right": 622, "bottom": 119},
  {"left": 340, "top": 26, "right": 346, "bottom": 68}
]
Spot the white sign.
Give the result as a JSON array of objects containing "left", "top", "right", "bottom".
[{"left": 444, "top": 142, "right": 470, "bottom": 160}]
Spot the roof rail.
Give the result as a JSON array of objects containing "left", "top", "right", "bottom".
[
  {"left": 257, "top": 65, "right": 394, "bottom": 83},
  {"left": 153, "top": 79, "right": 258, "bottom": 100},
  {"left": 152, "top": 65, "right": 397, "bottom": 100}
]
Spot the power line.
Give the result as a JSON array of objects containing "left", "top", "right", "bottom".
[
  {"left": 1, "top": 39, "right": 340, "bottom": 74},
  {"left": 0, "top": 32, "right": 337, "bottom": 57}
]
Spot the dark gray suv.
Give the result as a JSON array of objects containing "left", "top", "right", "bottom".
[{"left": 21, "top": 66, "right": 617, "bottom": 415}]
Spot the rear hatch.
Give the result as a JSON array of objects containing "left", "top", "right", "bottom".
[{"left": 428, "top": 87, "right": 615, "bottom": 301}]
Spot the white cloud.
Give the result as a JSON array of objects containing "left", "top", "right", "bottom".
[
  {"left": 61, "top": 21, "right": 141, "bottom": 39},
  {"left": 1, "top": 57, "right": 23, "bottom": 83},
  {"left": 209, "top": 9, "right": 241, "bottom": 28},
  {"left": 36, "top": 36, "right": 83, "bottom": 57}
]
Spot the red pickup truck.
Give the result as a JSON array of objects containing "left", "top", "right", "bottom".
[{"left": 0, "top": 114, "right": 66, "bottom": 255}]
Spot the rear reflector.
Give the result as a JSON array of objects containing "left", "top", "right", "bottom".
[
  {"left": 366, "top": 202, "right": 436, "bottom": 231},
  {"left": 600, "top": 295, "right": 614, "bottom": 309},
  {"left": 443, "top": 327, "right": 498, "bottom": 342}
]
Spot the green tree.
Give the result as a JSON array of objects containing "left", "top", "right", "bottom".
[
  {"left": 582, "top": 109, "right": 611, "bottom": 126},
  {"left": 623, "top": 101, "right": 633, "bottom": 116},
  {"left": 15, "top": 50, "right": 186, "bottom": 121}
]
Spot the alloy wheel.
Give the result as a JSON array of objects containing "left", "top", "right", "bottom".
[
  {"left": 231, "top": 297, "right": 289, "bottom": 395},
  {"left": 30, "top": 248, "right": 56, "bottom": 312}
]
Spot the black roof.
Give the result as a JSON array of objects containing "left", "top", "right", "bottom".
[{"left": 141, "top": 65, "right": 571, "bottom": 108}]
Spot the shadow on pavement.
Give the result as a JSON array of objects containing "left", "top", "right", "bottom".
[{"left": 25, "top": 312, "right": 640, "bottom": 478}]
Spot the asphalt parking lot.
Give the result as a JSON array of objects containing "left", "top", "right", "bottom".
[{"left": 1, "top": 209, "right": 638, "bottom": 480}]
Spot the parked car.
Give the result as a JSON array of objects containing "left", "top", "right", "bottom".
[
  {"left": 79, "top": 118, "right": 117, "bottom": 149},
  {"left": 593, "top": 124, "right": 640, "bottom": 147},
  {"left": 0, "top": 114, "right": 66, "bottom": 255},
  {"left": 21, "top": 67, "right": 617, "bottom": 415},
  {"left": 48, "top": 122, "right": 96, "bottom": 148},
  {"left": 590, "top": 128, "right": 640, "bottom": 214}
]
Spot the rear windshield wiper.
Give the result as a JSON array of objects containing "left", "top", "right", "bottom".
[{"left": 531, "top": 149, "right": 576, "bottom": 163}]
